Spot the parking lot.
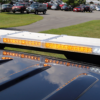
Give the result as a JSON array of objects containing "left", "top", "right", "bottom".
[{"left": 8, "top": 10, "right": 100, "bottom": 32}]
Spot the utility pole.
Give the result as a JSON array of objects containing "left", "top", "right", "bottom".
[
  {"left": 0, "top": 0, "right": 2, "bottom": 13},
  {"left": 0, "top": 3, "right": 1, "bottom": 12}
]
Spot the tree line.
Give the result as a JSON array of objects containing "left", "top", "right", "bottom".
[{"left": 0, "top": 0, "right": 86, "bottom": 7}]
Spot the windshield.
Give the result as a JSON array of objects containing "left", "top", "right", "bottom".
[
  {"left": 64, "top": 4, "right": 67, "bottom": 6},
  {"left": 2, "top": 4, "right": 10, "bottom": 8},
  {"left": 77, "top": 7, "right": 81, "bottom": 8},
  {"left": 52, "top": 4, "right": 57, "bottom": 6},
  {"left": 33, "top": 4, "right": 38, "bottom": 7},
  {"left": 16, "top": 4, "right": 25, "bottom": 6}
]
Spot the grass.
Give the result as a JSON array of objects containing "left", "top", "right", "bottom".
[
  {"left": 0, "top": 12, "right": 43, "bottom": 28},
  {"left": 4, "top": 19, "right": 100, "bottom": 59},
  {"left": 40, "top": 20, "right": 100, "bottom": 38}
]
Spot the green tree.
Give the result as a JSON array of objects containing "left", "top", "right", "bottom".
[{"left": 62, "top": 0, "right": 86, "bottom": 7}]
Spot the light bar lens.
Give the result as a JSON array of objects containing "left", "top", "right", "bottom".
[
  {"left": 3, "top": 38, "right": 41, "bottom": 47},
  {"left": 44, "top": 43, "right": 92, "bottom": 53}
]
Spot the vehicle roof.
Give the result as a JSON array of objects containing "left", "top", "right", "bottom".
[
  {"left": 0, "top": 49, "right": 100, "bottom": 100},
  {"left": 2, "top": 4, "right": 11, "bottom": 5}
]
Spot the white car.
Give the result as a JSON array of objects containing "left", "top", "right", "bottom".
[
  {"left": 51, "top": 4, "right": 58, "bottom": 10},
  {"left": 90, "top": 4, "right": 96, "bottom": 10},
  {"left": 96, "top": 5, "right": 100, "bottom": 11}
]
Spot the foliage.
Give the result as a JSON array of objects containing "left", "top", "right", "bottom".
[{"left": 62, "top": 0, "right": 86, "bottom": 7}]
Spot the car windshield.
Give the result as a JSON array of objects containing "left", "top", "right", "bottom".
[
  {"left": 33, "top": 4, "right": 38, "bottom": 7},
  {"left": 85, "top": 4, "right": 90, "bottom": 6},
  {"left": 64, "top": 4, "right": 67, "bottom": 6},
  {"left": 17, "top": 4, "right": 25, "bottom": 6},
  {"left": 77, "top": 7, "right": 81, "bottom": 8},
  {"left": 2, "top": 5, "right": 10, "bottom": 7}
]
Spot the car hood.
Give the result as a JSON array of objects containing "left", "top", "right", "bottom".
[{"left": 13, "top": 6, "right": 24, "bottom": 8}]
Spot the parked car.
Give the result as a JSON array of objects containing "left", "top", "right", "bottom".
[
  {"left": 73, "top": 6, "right": 84, "bottom": 12},
  {"left": 83, "top": 5, "right": 93, "bottom": 12},
  {"left": 59, "top": 4, "right": 64, "bottom": 9},
  {"left": 1, "top": 4, "right": 13, "bottom": 12},
  {"left": 61, "top": 4, "right": 73, "bottom": 11},
  {"left": 12, "top": 3, "right": 29, "bottom": 13},
  {"left": 61, "top": 4, "right": 68, "bottom": 11},
  {"left": 43, "top": 2, "right": 52, "bottom": 9},
  {"left": 96, "top": 5, "right": 100, "bottom": 11},
  {"left": 51, "top": 3, "right": 61, "bottom": 10},
  {"left": 26, "top": 3, "right": 47, "bottom": 14},
  {"left": 90, "top": 4, "right": 96, "bottom": 10},
  {"left": 51, "top": 4, "right": 58, "bottom": 10}
]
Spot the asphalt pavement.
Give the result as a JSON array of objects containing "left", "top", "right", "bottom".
[{"left": 8, "top": 10, "right": 100, "bottom": 32}]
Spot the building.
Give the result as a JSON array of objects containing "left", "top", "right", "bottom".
[{"left": 86, "top": 0, "right": 100, "bottom": 4}]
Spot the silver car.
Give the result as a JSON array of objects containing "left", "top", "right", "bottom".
[
  {"left": 96, "top": 5, "right": 100, "bottom": 11},
  {"left": 26, "top": 3, "right": 47, "bottom": 14},
  {"left": 1, "top": 4, "right": 13, "bottom": 12}
]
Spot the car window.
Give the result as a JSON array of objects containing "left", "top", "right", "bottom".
[
  {"left": 10, "top": 5, "right": 12, "bottom": 7},
  {"left": 77, "top": 7, "right": 81, "bottom": 8},
  {"left": 17, "top": 4, "right": 25, "bottom": 6},
  {"left": 64, "top": 4, "right": 67, "bottom": 6},
  {"left": 2, "top": 5, "right": 9, "bottom": 7},
  {"left": 39, "top": 5, "right": 42, "bottom": 7},
  {"left": 34, "top": 4, "right": 38, "bottom": 7},
  {"left": 30, "top": 4, "right": 33, "bottom": 7}
]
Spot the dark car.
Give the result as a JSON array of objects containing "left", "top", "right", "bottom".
[
  {"left": 83, "top": 5, "right": 93, "bottom": 12},
  {"left": 1, "top": 4, "right": 13, "bottom": 12},
  {"left": 12, "top": 3, "right": 29, "bottom": 13},
  {"left": 26, "top": 3, "right": 47, "bottom": 14}
]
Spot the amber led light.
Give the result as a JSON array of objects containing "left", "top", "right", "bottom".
[
  {"left": 45, "top": 43, "right": 92, "bottom": 53},
  {"left": 3, "top": 38, "right": 41, "bottom": 47}
]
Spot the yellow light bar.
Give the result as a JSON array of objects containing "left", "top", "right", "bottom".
[
  {"left": 44, "top": 43, "right": 92, "bottom": 53},
  {"left": 3, "top": 38, "right": 41, "bottom": 47}
]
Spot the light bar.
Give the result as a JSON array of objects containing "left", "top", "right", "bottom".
[
  {"left": 1, "top": 31, "right": 59, "bottom": 48},
  {"left": 44, "top": 42, "right": 92, "bottom": 53},
  {"left": 3, "top": 38, "right": 42, "bottom": 47},
  {"left": 1, "top": 29, "right": 100, "bottom": 56}
]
